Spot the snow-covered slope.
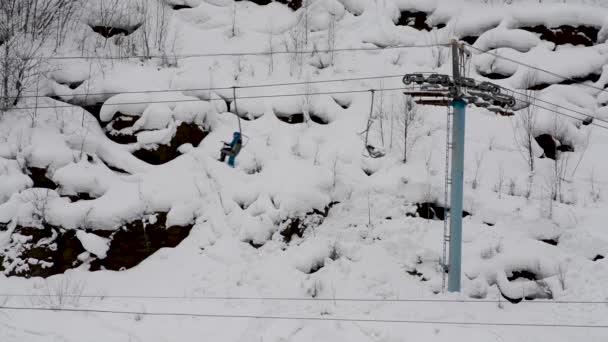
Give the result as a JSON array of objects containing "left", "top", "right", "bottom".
[{"left": 1, "top": 0, "right": 608, "bottom": 341}]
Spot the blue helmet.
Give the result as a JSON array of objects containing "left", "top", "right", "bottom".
[{"left": 233, "top": 131, "right": 241, "bottom": 138}]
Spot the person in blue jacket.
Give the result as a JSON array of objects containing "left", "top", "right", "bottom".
[{"left": 219, "top": 131, "right": 242, "bottom": 167}]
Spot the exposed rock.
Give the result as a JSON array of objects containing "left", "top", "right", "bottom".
[
  {"left": 248, "top": 240, "right": 264, "bottom": 249},
  {"left": 479, "top": 71, "right": 512, "bottom": 80},
  {"left": 507, "top": 269, "right": 538, "bottom": 282},
  {"left": 133, "top": 122, "right": 209, "bottom": 165},
  {"left": 310, "top": 113, "right": 329, "bottom": 125},
  {"left": 521, "top": 25, "right": 598, "bottom": 46},
  {"left": 91, "top": 24, "right": 142, "bottom": 38},
  {"left": 82, "top": 103, "right": 104, "bottom": 122},
  {"left": 535, "top": 134, "right": 557, "bottom": 160},
  {"left": 1, "top": 213, "right": 193, "bottom": 278},
  {"left": 540, "top": 238, "right": 558, "bottom": 246},
  {"left": 27, "top": 167, "right": 57, "bottom": 189},
  {"left": 276, "top": 113, "right": 305, "bottom": 124},
  {"left": 332, "top": 97, "right": 351, "bottom": 109},
  {"left": 1, "top": 224, "right": 86, "bottom": 278},
  {"left": 593, "top": 254, "right": 604, "bottom": 261},
  {"left": 236, "top": 0, "right": 299, "bottom": 10},
  {"left": 462, "top": 36, "right": 478, "bottom": 45},
  {"left": 397, "top": 11, "right": 431, "bottom": 31},
  {"left": 415, "top": 202, "right": 471, "bottom": 221},
  {"left": 172, "top": 4, "right": 192, "bottom": 10},
  {"left": 105, "top": 113, "right": 139, "bottom": 144},
  {"left": 280, "top": 202, "right": 338, "bottom": 243},
  {"left": 90, "top": 212, "right": 193, "bottom": 271}
]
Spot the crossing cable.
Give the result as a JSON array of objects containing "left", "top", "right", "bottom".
[
  {"left": 12, "top": 74, "right": 417, "bottom": 100},
  {"left": 9, "top": 84, "right": 608, "bottom": 132},
  {"left": 8, "top": 87, "right": 411, "bottom": 112},
  {"left": 0, "top": 306, "right": 606, "bottom": 328},
  {"left": 466, "top": 76, "right": 608, "bottom": 129},
  {"left": 1, "top": 293, "right": 607, "bottom": 305},
  {"left": 7, "top": 43, "right": 448, "bottom": 61},
  {"left": 463, "top": 43, "right": 608, "bottom": 95},
  {"left": 512, "top": 95, "right": 608, "bottom": 130}
]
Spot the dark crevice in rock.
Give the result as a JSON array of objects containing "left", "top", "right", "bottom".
[
  {"left": 55, "top": 80, "right": 84, "bottom": 90},
  {"left": 91, "top": 24, "right": 142, "bottom": 38},
  {"left": 461, "top": 36, "right": 478, "bottom": 45},
  {"left": 248, "top": 240, "right": 264, "bottom": 249},
  {"left": 133, "top": 122, "right": 209, "bottom": 165},
  {"left": 236, "top": 0, "right": 299, "bottom": 10},
  {"left": 68, "top": 81, "right": 84, "bottom": 90},
  {"left": 582, "top": 117, "right": 593, "bottom": 126},
  {"left": 535, "top": 134, "right": 557, "bottom": 160},
  {"left": 82, "top": 103, "right": 104, "bottom": 122},
  {"left": 2, "top": 212, "right": 193, "bottom": 278},
  {"left": 2, "top": 225, "right": 85, "bottom": 278},
  {"left": 109, "top": 113, "right": 137, "bottom": 131},
  {"left": 27, "top": 167, "right": 57, "bottom": 189},
  {"left": 535, "top": 134, "right": 574, "bottom": 160},
  {"left": 105, "top": 113, "right": 139, "bottom": 144},
  {"left": 332, "top": 97, "right": 351, "bottom": 109},
  {"left": 307, "top": 260, "right": 324, "bottom": 274},
  {"left": 275, "top": 0, "right": 301, "bottom": 10},
  {"left": 483, "top": 221, "right": 495, "bottom": 227},
  {"left": 540, "top": 238, "right": 558, "bottom": 246},
  {"left": 406, "top": 268, "right": 427, "bottom": 281},
  {"left": 556, "top": 144, "right": 573, "bottom": 153},
  {"left": 106, "top": 164, "right": 131, "bottom": 175},
  {"left": 90, "top": 212, "right": 193, "bottom": 271},
  {"left": 479, "top": 71, "right": 512, "bottom": 80},
  {"left": 276, "top": 113, "right": 304, "bottom": 124},
  {"left": 592, "top": 254, "right": 604, "bottom": 261},
  {"left": 520, "top": 25, "right": 598, "bottom": 46},
  {"left": 172, "top": 4, "right": 192, "bottom": 10},
  {"left": 280, "top": 202, "right": 338, "bottom": 243},
  {"left": 396, "top": 11, "right": 431, "bottom": 31},
  {"left": 507, "top": 269, "right": 538, "bottom": 282},
  {"left": 501, "top": 292, "right": 523, "bottom": 304},
  {"left": 66, "top": 192, "right": 94, "bottom": 202},
  {"left": 415, "top": 202, "right": 471, "bottom": 221},
  {"left": 274, "top": 110, "right": 330, "bottom": 124},
  {"left": 310, "top": 113, "right": 329, "bottom": 125}
]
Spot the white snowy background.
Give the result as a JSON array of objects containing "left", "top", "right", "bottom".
[{"left": 1, "top": 0, "right": 608, "bottom": 341}]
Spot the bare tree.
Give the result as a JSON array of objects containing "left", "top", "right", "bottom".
[
  {"left": 327, "top": 12, "right": 337, "bottom": 66},
  {"left": 230, "top": 1, "right": 238, "bottom": 38},
  {"left": 556, "top": 263, "right": 567, "bottom": 291},
  {"left": 589, "top": 167, "right": 601, "bottom": 203},
  {"left": 287, "top": 25, "right": 306, "bottom": 77},
  {"left": 267, "top": 25, "right": 275, "bottom": 75},
  {"left": 515, "top": 70, "right": 539, "bottom": 173},
  {"left": 301, "top": 77, "right": 313, "bottom": 125},
  {"left": 495, "top": 163, "right": 505, "bottom": 199},
  {"left": 392, "top": 94, "right": 422, "bottom": 163},
  {"left": 1, "top": 0, "right": 80, "bottom": 113},
  {"left": 471, "top": 151, "right": 485, "bottom": 190},
  {"left": 428, "top": 30, "right": 447, "bottom": 69},
  {"left": 299, "top": 0, "right": 312, "bottom": 46}
]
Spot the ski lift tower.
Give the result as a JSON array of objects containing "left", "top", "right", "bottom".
[{"left": 403, "top": 40, "right": 516, "bottom": 292}]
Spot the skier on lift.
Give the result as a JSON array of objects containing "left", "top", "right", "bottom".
[{"left": 219, "top": 131, "right": 242, "bottom": 168}]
